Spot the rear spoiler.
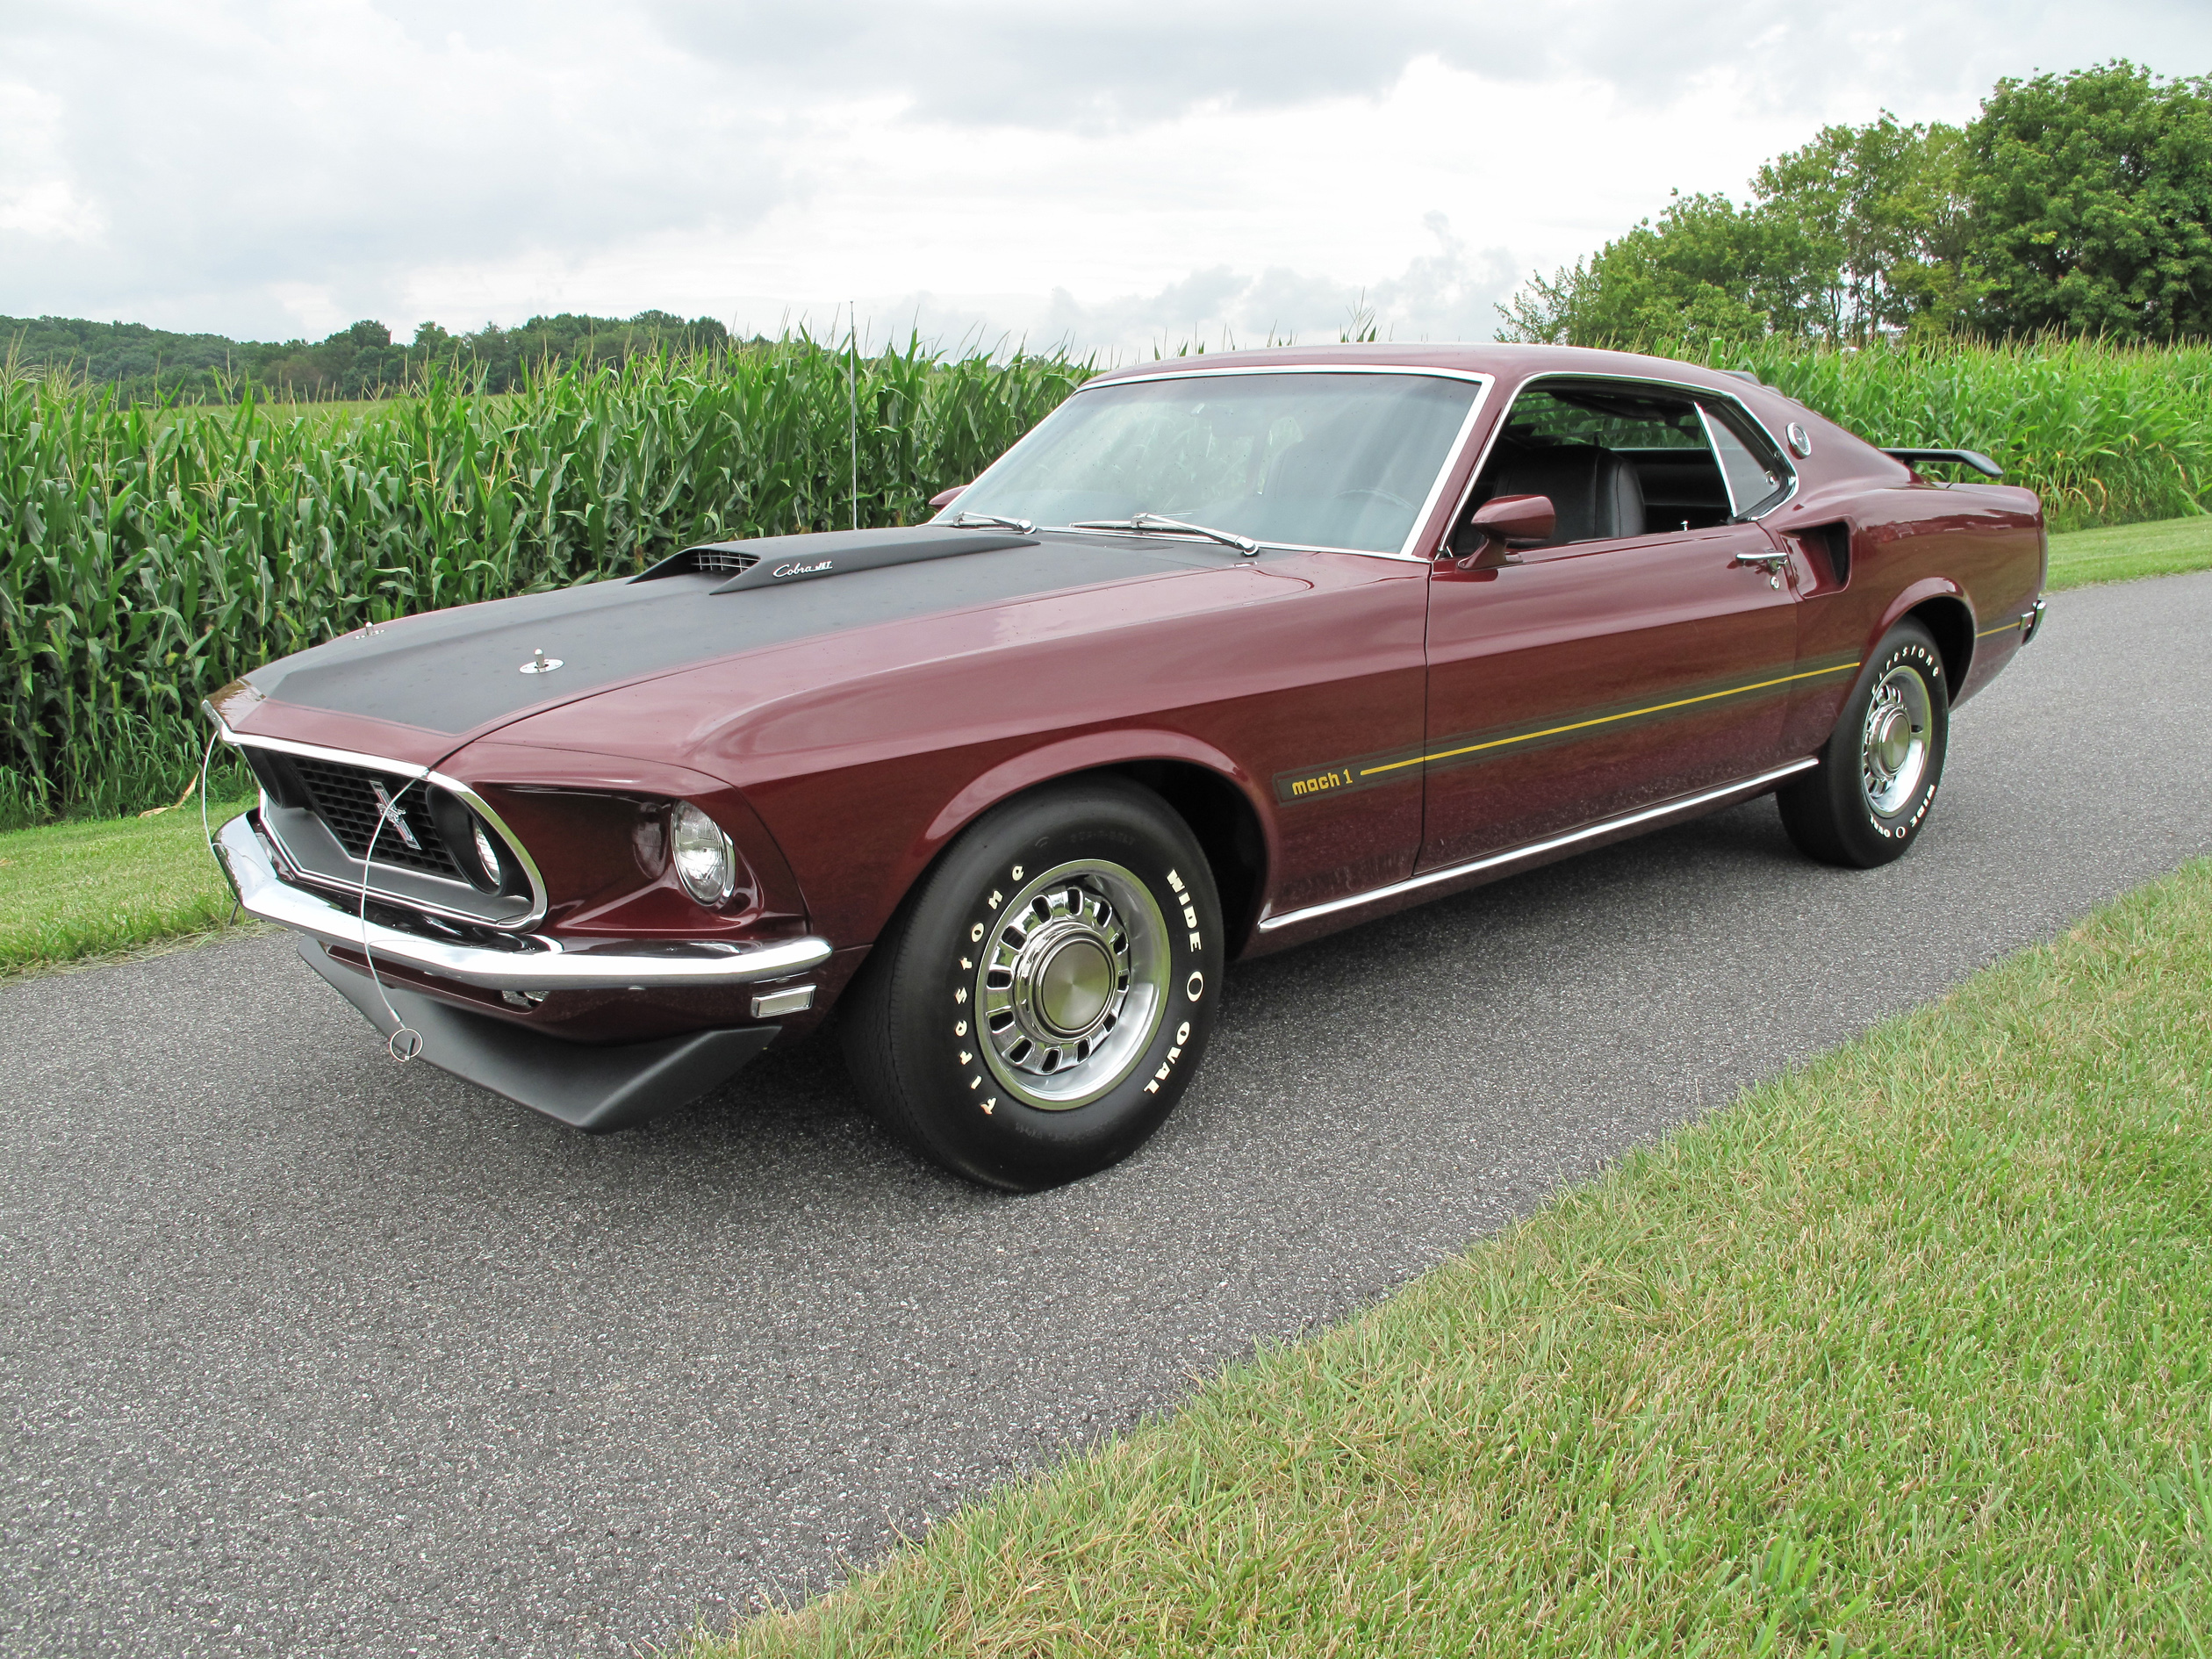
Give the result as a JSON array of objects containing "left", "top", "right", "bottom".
[{"left": 1883, "top": 448, "right": 2003, "bottom": 478}]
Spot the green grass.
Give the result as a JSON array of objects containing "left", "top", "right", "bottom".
[
  {"left": 0, "top": 797, "right": 255, "bottom": 975},
  {"left": 698, "top": 857, "right": 2212, "bottom": 1657},
  {"left": 2047, "top": 514, "right": 2212, "bottom": 590}
]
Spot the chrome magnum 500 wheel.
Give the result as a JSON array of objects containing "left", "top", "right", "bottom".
[
  {"left": 1779, "top": 617, "right": 1950, "bottom": 868},
  {"left": 843, "top": 778, "right": 1223, "bottom": 1189}
]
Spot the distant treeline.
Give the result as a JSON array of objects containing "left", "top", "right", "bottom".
[{"left": 0, "top": 310, "right": 750, "bottom": 404}]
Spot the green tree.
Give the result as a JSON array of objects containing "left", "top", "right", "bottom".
[
  {"left": 1499, "top": 117, "right": 1968, "bottom": 347},
  {"left": 1754, "top": 116, "right": 1977, "bottom": 338},
  {"left": 1498, "top": 192, "right": 1806, "bottom": 344},
  {"left": 1965, "top": 61, "right": 2212, "bottom": 340}
]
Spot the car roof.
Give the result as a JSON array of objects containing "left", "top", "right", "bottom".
[{"left": 1084, "top": 341, "right": 1760, "bottom": 397}]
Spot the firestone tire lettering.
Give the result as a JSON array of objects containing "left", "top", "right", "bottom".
[
  {"left": 1778, "top": 619, "right": 1951, "bottom": 870},
  {"left": 841, "top": 777, "right": 1224, "bottom": 1191}
]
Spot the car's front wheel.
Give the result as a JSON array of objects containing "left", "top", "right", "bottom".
[
  {"left": 1778, "top": 617, "right": 1950, "bottom": 867},
  {"left": 842, "top": 778, "right": 1223, "bottom": 1189}
]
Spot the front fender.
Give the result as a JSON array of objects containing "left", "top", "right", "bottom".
[{"left": 873, "top": 730, "right": 1281, "bottom": 948}]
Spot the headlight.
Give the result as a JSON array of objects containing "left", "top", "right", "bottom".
[{"left": 672, "top": 801, "right": 737, "bottom": 906}]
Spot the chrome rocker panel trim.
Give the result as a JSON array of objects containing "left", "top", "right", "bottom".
[
  {"left": 1257, "top": 758, "right": 1819, "bottom": 933},
  {"left": 217, "top": 813, "right": 831, "bottom": 991}
]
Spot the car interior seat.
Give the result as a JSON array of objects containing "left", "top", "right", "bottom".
[{"left": 1480, "top": 443, "right": 1646, "bottom": 543}]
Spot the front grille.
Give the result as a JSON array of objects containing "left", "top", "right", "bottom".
[
  {"left": 289, "top": 757, "right": 467, "bottom": 880},
  {"left": 687, "top": 546, "right": 758, "bottom": 576}
]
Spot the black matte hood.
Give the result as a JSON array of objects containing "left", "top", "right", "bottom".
[{"left": 242, "top": 526, "right": 1217, "bottom": 740}]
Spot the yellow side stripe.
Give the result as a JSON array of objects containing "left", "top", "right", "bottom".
[
  {"left": 1360, "top": 660, "right": 1860, "bottom": 779},
  {"left": 1976, "top": 621, "right": 2021, "bottom": 638}
]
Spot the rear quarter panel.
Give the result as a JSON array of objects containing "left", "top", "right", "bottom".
[
  {"left": 1768, "top": 478, "right": 2043, "bottom": 752},
  {"left": 1740, "top": 387, "right": 2043, "bottom": 750}
]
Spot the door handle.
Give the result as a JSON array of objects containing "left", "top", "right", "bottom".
[{"left": 1734, "top": 549, "right": 1790, "bottom": 589}]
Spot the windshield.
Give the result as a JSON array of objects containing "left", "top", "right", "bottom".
[{"left": 945, "top": 370, "right": 1483, "bottom": 555}]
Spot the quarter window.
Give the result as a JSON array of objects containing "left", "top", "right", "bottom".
[{"left": 1697, "top": 403, "right": 1793, "bottom": 518}]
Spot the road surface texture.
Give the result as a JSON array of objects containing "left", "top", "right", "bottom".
[{"left": 5, "top": 571, "right": 2210, "bottom": 1656}]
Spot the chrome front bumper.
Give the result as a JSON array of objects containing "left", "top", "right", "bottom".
[{"left": 215, "top": 811, "right": 831, "bottom": 992}]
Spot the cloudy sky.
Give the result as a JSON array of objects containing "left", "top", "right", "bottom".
[{"left": 4, "top": 1, "right": 2208, "bottom": 356}]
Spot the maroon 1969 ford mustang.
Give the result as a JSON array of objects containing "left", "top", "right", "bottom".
[{"left": 209, "top": 343, "right": 2045, "bottom": 1188}]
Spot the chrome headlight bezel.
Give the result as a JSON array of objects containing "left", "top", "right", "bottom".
[{"left": 672, "top": 801, "right": 739, "bottom": 907}]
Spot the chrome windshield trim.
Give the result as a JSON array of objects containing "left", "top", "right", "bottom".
[
  {"left": 205, "top": 708, "right": 549, "bottom": 931},
  {"left": 937, "top": 365, "right": 1493, "bottom": 566},
  {"left": 217, "top": 813, "right": 830, "bottom": 991},
  {"left": 1256, "top": 759, "right": 1820, "bottom": 933},
  {"left": 1397, "top": 377, "right": 1494, "bottom": 558}
]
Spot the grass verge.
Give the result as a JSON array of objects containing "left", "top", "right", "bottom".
[
  {"left": 701, "top": 858, "right": 2212, "bottom": 1656},
  {"left": 0, "top": 800, "right": 255, "bottom": 977},
  {"left": 2046, "top": 514, "right": 2212, "bottom": 590}
]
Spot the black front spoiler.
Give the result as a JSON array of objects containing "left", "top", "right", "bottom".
[{"left": 300, "top": 940, "right": 779, "bottom": 1133}]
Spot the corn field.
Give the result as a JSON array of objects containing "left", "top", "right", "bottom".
[
  {"left": 4, "top": 332, "right": 2207, "bottom": 827},
  {"left": 0, "top": 336, "right": 1090, "bottom": 825},
  {"left": 1724, "top": 335, "right": 2212, "bottom": 531}
]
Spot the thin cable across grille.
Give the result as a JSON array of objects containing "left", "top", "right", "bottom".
[
  {"left": 288, "top": 757, "right": 467, "bottom": 880},
  {"left": 687, "top": 547, "right": 758, "bottom": 576}
]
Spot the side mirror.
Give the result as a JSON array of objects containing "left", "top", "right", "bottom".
[
  {"left": 1456, "top": 493, "right": 1555, "bottom": 569},
  {"left": 929, "top": 485, "right": 967, "bottom": 511}
]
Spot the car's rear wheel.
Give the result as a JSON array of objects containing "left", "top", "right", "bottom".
[
  {"left": 1778, "top": 617, "right": 1950, "bottom": 868},
  {"left": 842, "top": 778, "right": 1223, "bottom": 1190}
]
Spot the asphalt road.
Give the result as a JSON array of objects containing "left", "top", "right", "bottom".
[{"left": 5, "top": 571, "right": 2211, "bottom": 1657}]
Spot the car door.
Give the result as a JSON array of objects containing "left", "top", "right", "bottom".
[{"left": 1418, "top": 377, "right": 1801, "bottom": 873}]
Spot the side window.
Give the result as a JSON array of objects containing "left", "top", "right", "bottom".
[
  {"left": 1697, "top": 401, "right": 1793, "bottom": 519},
  {"left": 1455, "top": 379, "right": 1791, "bottom": 550}
]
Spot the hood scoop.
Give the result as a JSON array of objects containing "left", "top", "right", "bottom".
[
  {"left": 634, "top": 526, "right": 1038, "bottom": 594},
  {"left": 683, "top": 546, "right": 758, "bottom": 578}
]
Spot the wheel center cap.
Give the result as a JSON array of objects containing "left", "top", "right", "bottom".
[
  {"left": 1034, "top": 936, "right": 1113, "bottom": 1038},
  {"left": 1871, "top": 706, "right": 1912, "bottom": 775}
]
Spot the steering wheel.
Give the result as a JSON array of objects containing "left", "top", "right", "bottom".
[{"left": 1332, "top": 487, "right": 1414, "bottom": 510}]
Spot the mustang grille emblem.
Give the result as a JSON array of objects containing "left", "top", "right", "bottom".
[{"left": 367, "top": 781, "right": 423, "bottom": 851}]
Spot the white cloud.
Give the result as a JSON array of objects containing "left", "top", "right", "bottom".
[
  {"left": 976, "top": 216, "right": 1521, "bottom": 357},
  {"left": 3, "top": 1, "right": 2208, "bottom": 350},
  {"left": 0, "top": 83, "right": 104, "bottom": 241}
]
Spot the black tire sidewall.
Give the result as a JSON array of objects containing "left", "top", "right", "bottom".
[
  {"left": 875, "top": 781, "right": 1223, "bottom": 1189},
  {"left": 1821, "top": 622, "right": 1950, "bottom": 865}
]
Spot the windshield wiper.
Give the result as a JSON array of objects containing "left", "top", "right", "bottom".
[
  {"left": 944, "top": 510, "right": 1036, "bottom": 534},
  {"left": 1067, "top": 512, "right": 1259, "bottom": 557}
]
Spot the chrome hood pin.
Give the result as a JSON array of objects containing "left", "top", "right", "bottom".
[{"left": 520, "top": 647, "right": 562, "bottom": 675}]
